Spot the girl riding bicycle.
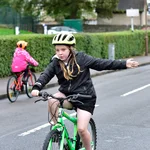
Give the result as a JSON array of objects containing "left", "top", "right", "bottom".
[
  {"left": 31, "top": 33, "right": 139, "bottom": 150},
  {"left": 11, "top": 40, "right": 39, "bottom": 82}
]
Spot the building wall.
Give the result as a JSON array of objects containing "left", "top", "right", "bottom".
[
  {"left": 97, "top": 13, "right": 142, "bottom": 26},
  {"left": 141, "top": 11, "right": 150, "bottom": 26}
]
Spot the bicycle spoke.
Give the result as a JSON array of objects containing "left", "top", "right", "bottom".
[
  {"left": 26, "top": 72, "right": 36, "bottom": 98},
  {"left": 43, "top": 130, "right": 62, "bottom": 150},
  {"left": 7, "top": 76, "right": 19, "bottom": 102}
]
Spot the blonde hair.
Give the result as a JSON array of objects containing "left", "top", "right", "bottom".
[{"left": 59, "top": 47, "right": 81, "bottom": 80}]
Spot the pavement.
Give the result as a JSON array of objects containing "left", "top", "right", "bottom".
[{"left": 1, "top": 55, "right": 150, "bottom": 100}]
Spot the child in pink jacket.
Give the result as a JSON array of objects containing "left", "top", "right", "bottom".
[{"left": 11, "top": 40, "right": 39, "bottom": 82}]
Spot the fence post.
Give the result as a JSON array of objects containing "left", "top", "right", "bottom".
[
  {"left": 108, "top": 43, "right": 115, "bottom": 60},
  {"left": 43, "top": 24, "right": 47, "bottom": 34},
  {"left": 15, "top": 26, "right": 20, "bottom": 35}
]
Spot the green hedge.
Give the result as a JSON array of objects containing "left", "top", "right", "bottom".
[
  {"left": 0, "top": 30, "right": 148, "bottom": 78},
  {"left": 75, "top": 31, "right": 146, "bottom": 58}
]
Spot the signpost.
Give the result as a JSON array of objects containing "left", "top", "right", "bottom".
[
  {"left": 126, "top": 8, "right": 139, "bottom": 31},
  {"left": 42, "top": 24, "right": 47, "bottom": 35},
  {"left": 145, "top": 0, "right": 149, "bottom": 56},
  {"left": 15, "top": 26, "right": 20, "bottom": 35}
]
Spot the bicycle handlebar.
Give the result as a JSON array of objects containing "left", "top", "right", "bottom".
[{"left": 35, "top": 91, "right": 92, "bottom": 103}]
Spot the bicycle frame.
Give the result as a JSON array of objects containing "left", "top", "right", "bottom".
[
  {"left": 15, "top": 72, "right": 24, "bottom": 91},
  {"left": 15, "top": 68, "right": 33, "bottom": 90},
  {"left": 50, "top": 108, "right": 78, "bottom": 150}
]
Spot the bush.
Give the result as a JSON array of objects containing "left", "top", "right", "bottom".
[{"left": 0, "top": 30, "right": 147, "bottom": 78}]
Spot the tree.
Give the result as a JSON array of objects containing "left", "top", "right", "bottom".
[
  {"left": 44, "top": 0, "right": 94, "bottom": 19},
  {"left": 8, "top": 0, "right": 119, "bottom": 21},
  {"left": 8, "top": 0, "right": 41, "bottom": 16},
  {"left": 95, "top": 0, "right": 119, "bottom": 18},
  {"left": 9, "top": 0, "right": 94, "bottom": 21},
  {"left": 0, "top": 0, "right": 10, "bottom": 7}
]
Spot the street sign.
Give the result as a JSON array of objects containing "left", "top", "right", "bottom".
[
  {"left": 126, "top": 9, "right": 139, "bottom": 31},
  {"left": 126, "top": 9, "right": 139, "bottom": 17}
]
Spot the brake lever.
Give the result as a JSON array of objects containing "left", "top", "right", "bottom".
[{"left": 34, "top": 98, "right": 48, "bottom": 103}]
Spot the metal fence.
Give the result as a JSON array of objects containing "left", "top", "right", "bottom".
[{"left": 0, "top": 6, "right": 38, "bottom": 32}]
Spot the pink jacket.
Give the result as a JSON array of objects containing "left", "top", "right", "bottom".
[{"left": 11, "top": 48, "right": 39, "bottom": 72}]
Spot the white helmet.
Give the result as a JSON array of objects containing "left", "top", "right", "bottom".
[{"left": 52, "top": 33, "right": 76, "bottom": 45}]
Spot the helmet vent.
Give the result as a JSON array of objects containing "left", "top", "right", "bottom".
[
  {"left": 68, "top": 36, "right": 74, "bottom": 41},
  {"left": 54, "top": 36, "right": 57, "bottom": 40},
  {"left": 62, "top": 34, "right": 67, "bottom": 41},
  {"left": 58, "top": 34, "right": 62, "bottom": 41},
  {"left": 52, "top": 33, "right": 76, "bottom": 45}
]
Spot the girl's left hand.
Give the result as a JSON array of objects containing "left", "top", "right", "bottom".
[{"left": 126, "top": 58, "right": 139, "bottom": 68}]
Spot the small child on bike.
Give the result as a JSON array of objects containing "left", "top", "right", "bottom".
[
  {"left": 31, "top": 33, "right": 139, "bottom": 150},
  {"left": 11, "top": 40, "right": 39, "bottom": 82}
]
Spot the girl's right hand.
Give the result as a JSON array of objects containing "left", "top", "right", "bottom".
[
  {"left": 126, "top": 58, "right": 139, "bottom": 68},
  {"left": 31, "top": 90, "right": 39, "bottom": 97}
]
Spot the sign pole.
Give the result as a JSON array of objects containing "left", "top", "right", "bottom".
[
  {"left": 126, "top": 8, "right": 139, "bottom": 32},
  {"left": 145, "top": 0, "right": 149, "bottom": 56},
  {"left": 131, "top": 17, "right": 134, "bottom": 31}
]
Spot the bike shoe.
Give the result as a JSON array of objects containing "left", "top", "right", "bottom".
[
  {"left": 22, "top": 78, "right": 27, "bottom": 84},
  {"left": 21, "top": 85, "right": 24, "bottom": 92}
]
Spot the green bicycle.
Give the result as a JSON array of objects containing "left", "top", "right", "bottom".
[{"left": 35, "top": 91, "right": 97, "bottom": 150}]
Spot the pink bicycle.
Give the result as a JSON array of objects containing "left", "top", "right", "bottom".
[{"left": 6, "top": 66, "right": 36, "bottom": 102}]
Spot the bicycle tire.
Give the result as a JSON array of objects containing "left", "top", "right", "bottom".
[
  {"left": 6, "top": 76, "right": 19, "bottom": 103},
  {"left": 43, "top": 130, "right": 68, "bottom": 150},
  {"left": 25, "top": 72, "right": 36, "bottom": 98},
  {"left": 75, "top": 118, "right": 97, "bottom": 150}
]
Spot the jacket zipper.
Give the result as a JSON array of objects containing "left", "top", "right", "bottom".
[{"left": 68, "top": 80, "right": 71, "bottom": 92}]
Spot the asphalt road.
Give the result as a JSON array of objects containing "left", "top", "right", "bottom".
[{"left": 0, "top": 65, "right": 150, "bottom": 150}]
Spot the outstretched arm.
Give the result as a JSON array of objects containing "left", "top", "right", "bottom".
[{"left": 80, "top": 52, "right": 139, "bottom": 70}]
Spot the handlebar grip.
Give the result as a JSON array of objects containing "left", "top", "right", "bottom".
[
  {"left": 77, "top": 94, "right": 92, "bottom": 99},
  {"left": 38, "top": 91, "right": 43, "bottom": 96},
  {"left": 38, "top": 91, "right": 50, "bottom": 98}
]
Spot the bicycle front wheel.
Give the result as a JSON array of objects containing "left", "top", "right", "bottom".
[
  {"left": 76, "top": 118, "right": 97, "bottom": 150},
  {"left": 43, "top": 130, "right": 66, "bottom": 150},
  {"left": 25, "top": 72, "right": 36, "bottom": 98},
  {"left": 6, "top": 76, "right": 19, "bottom": 103}
]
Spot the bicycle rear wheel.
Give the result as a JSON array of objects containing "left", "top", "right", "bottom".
[
  {"left": 25, "top": 72, "right": 36, "bottom": 98},
  {"left": 43, "top": 130, "right": 66, "bottom": 150},
  {"left": 76, "top": 118, "right": 97, "bottom": 150},
  {"left": 7, "top": 76, "right": 19, "bottom": 103}
]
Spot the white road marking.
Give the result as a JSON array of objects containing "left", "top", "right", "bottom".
[
  {"left": 18, "top": 123, "right": 50, "bottom": 136},
  {"left": 121, "top": 84, "right": 150, "bottom": 97},
  {"left": 18, "top": 105, "right": 99, "bottom": 136}
]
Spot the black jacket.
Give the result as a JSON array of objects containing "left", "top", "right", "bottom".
[{"left": 33, "top": 51, "right": 127, "bottom": 97}]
